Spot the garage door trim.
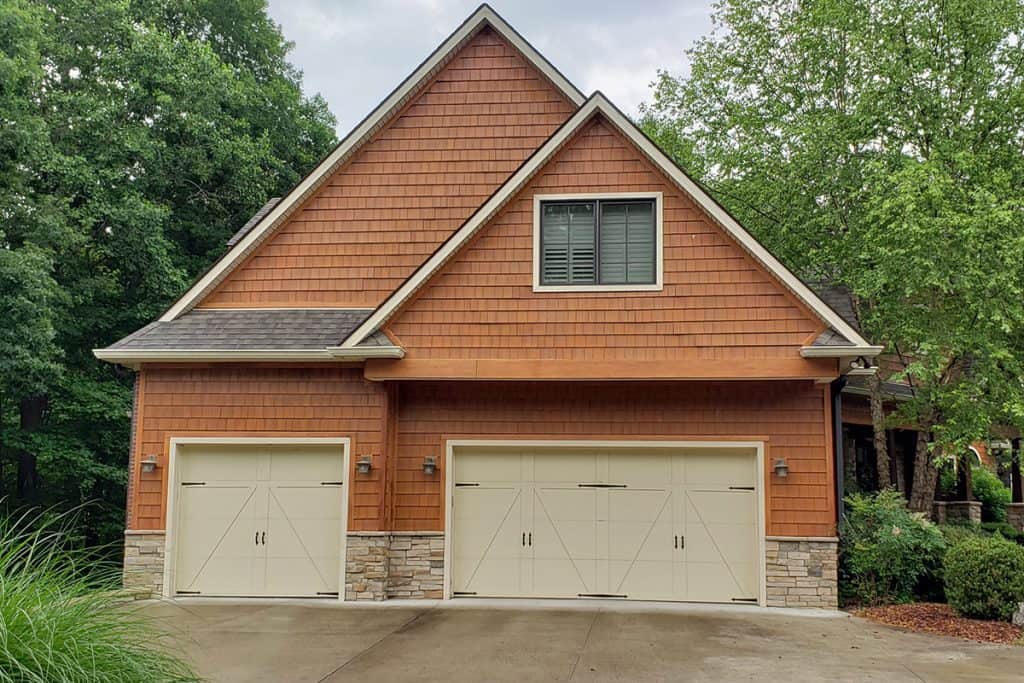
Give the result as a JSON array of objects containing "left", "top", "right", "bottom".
[
  {"left": 162, "top": 436, "right": 350, "bottom": 600},
  {"left": 443, "top": 439, "right": 766, "bottom": 606}
]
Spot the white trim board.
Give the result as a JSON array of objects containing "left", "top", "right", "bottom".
[
  {"left": 340, "top": 93, "right": 877, "bottom": 354},
  {"left": 442, "top": 439, "right": 768, "bottom": 607},
  {"left": 161, "top": 436, "right": 351, "bottom": 601},
  {"left": 92, "top": 346, "right": 405, "bottom": 368},
  {"left": 159, "top": 5, "right": 585, "bottom": 322},
  {"left": 532, "top": 192, "right": 664, "bottom": 292}
]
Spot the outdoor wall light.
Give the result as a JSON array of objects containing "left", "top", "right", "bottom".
[
  {"left": 422, "top": 456, "right": 437, "bottom": 476},
  {"left": 773, "top": 458, "right": 789, "bottom": 478},
  {"left": 356, "top": 455, "right": 373, "bottom": 475},
  {"left": 140, "top": 454, "right": 159, "bottom": 473}
]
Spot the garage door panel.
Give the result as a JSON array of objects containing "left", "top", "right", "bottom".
[
  {"left": 684, "top": 451, "right": 756, "bottom": 489},
  {"left": 268, "top": 448, "right": 344, "bottom": 482},
  {"left": 607, "top": 453, "right": 672, "bottom": 488},
  {"left": 176, "top": 485, "right": 262, "bottom": 595},
  {"left": 532, "top": 452, "right": 598, "bottom": 483},
  {"left": 174, "top": 444, "right": 345, "bottom": 598},
  {"left": 179, "top": 446, "right": 265, "bottom": 481},
  {"left": 452, "top": 486, "right": 525, "bottom": 595},
  {"left": 450, "top": 446, "right": 760, "bottom": 605},
  {"left": 454, "top": 450, "right": 523, "bottom": 483}
]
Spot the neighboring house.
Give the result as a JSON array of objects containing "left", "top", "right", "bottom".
[{"left": 95, "top": 5, "right": 880, "bottom": 609}]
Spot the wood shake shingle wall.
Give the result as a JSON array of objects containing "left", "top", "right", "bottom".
[
  {"left": 198, "top": 27, "right": 576, "bottom": 310},
  {"left": 133, "top": 366, "right": 386, "bottom": 531},
  {"left": 384, "top": 118, "right": 824, "bottom": 362},
  {"left": 395, "top": 381, "right": 837, "bottom": 537}
]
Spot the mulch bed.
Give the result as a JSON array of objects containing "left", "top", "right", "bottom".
[{"left": 853, "top": 603, "right": 1023, "bottom": 645}]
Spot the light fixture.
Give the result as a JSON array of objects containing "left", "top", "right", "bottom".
[
  {"left": 140, "top": 454, "right": 159, "bottom": 473},
  {"left": 422, "top": 456, "right": 437, "bottom": 476},
  {"left": 356, "top": 456, "right": 373, "bottom": 475},
  {"left": 773, "top": 458, "right": 789, "bottom": 478}
]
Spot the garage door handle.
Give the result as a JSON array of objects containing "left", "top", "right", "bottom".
[
  {"left": 261, "top": 532, "right": 266, "bottom": 545},
  {"left": 674, "top": 535, "right": 677, "bottom": 549},
  {"left": 528, "top": 533, "right": 532, "bottom": 546},
  {"left": 255, "top": 531, "right": 258, "bottom": 546},
  {"left": 522, "top": 532, "right": 525, "bottom": 547}
]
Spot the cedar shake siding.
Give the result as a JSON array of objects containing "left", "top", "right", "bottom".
[
  {"left": 382, "top": 118, "right": 825, "bottom": 363},
  {"left": 394, "top": 381, "right": 836, "bottom": 538},
  {"left": 128, "top": 374, "right": 836, "bottom": 539},
  {"left": 198, "top": 27, "right": 576, "bottom": 310},
  {"left": 133, "top": 366, "right": 387, "bottom": 531}
]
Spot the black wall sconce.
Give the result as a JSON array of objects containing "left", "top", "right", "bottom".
[
  {"left": 422, "top": 456, "right": 437, "bottom": 476},
  {"left": 356, "top": 455, "right": 373, "bottom": 474}
]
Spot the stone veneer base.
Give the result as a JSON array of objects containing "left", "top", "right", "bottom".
[
  {"left": 123, "top": 530, "right": 166, "bottom": 599},
  {"left": 765, "top": 537, "right": 838, "bottom": 609},
  {"left": 125, "top": 531, "right": 834, "bottom": 608}
]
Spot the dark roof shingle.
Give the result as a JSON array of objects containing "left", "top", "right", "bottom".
[{"left": 105, "top": 309, "right": 376, "bottom": 351}]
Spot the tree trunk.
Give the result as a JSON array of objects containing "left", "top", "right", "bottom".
[
  {"left": 907, "top": 426, "right": 939, "bottom": 513},
  {"left": 15, "top": 395, "right": 47, "bottom": 501},
  {"left": 1011, "top": 438, "right": 1022, "bottom": 504},
  {"left": 955, "top": 451, "right": 973, "bottom": 501},
  {"left": 868, "top": 373, "right": 891, "bottom": 488}
]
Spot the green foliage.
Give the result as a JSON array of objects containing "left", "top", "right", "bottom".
[
  {"left": 0, "top": 506, "right": 198, "bottom": 682},
  {"left": 0, "top": 0, "right": 337, "bottom": 552},
  {"left": 972, "top": 467, "right": 1012, "bottom": 522},
  {"left": 640, "top": 0, "right": 1024, "bottom": 483},
  {"left": 944, "top": 534, "right": 1024, "bottom": 621},
  {"left": 839, "top": 490, "right": 947, "bottom": 605}
]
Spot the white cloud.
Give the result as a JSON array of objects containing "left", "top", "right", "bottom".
[{"left": 267, "top": 1, "right": 714, "bottom": 133}]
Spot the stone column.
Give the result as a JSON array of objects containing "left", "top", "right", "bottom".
[{"left": 765, "top": 537, "right": 838, "bottom": 608}]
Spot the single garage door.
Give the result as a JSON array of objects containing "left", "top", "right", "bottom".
[
  {"left": 173, "top": 443, "right": 345, "bottom": 598},
  {"left": 451, "top": 446, "right": 759, "bottom": 603}
]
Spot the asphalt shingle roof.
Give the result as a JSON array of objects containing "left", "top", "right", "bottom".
[
  {"left": 105, "top": 309, "right": 380, "bottom": 351},
  {"left": 225, "top": 198, "right": 281, "bottom": 247}
]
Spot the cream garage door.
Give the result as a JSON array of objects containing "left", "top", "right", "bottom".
[
  {"left": 173, "top": 443, "right": 345, "bottom": 598},
  {"left": 451, "top": 447, "right": 758, "bottom": 603}
]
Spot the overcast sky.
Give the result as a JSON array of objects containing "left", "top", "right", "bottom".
[{"left": 266, "top": 1, "right": 716, "bottom": 135}]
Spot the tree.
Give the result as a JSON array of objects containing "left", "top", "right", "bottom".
[
  {"left": 641, "top": 0, "right": 1024, "bottom": 512},
  {"left": 0, "top": 0, "right": 336, "bottom": 549}
]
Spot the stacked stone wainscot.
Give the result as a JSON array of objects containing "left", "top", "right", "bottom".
[
  {"left": 765, "top": 537, "right": 838, "bottom": 608},
  {"left": 345, "top": 532, "right": 444, "bottom": 601},
  {"left": 122, "top": 530, "right": 166, "bottom": 599}
]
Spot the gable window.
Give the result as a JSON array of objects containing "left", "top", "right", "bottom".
[{"left": 534, "top": 194, "right": 662, "bottom": 291}]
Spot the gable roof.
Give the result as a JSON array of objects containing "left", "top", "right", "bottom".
[
  {"left": 158, "top": 4, "right": 585, "bottom": 322},
  {"left": 339, "top": 93, "right": 880, "bottom": 357},
  {"left": 94, "top": 309, "right": 402, "bottom": 367}
]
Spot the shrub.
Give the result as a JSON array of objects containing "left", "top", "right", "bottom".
[
  {"left": 840, "top": 490, "right": 946, "bottom": 605},
  {"left": 0, "top": 507, "right": 198, "bottom": 682},
  {"left": 980, "top": 521, "right": 1024, "bottom": 544},
  {"left": 972, "top": 467, "right": 1012, "bottom": 522},
  {"left": 945, "top": 534, "right": 1024, "bottom": 621}
]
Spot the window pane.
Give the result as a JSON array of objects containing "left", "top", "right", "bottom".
[
  {"left": 541, "top": 202, "right": 595, "bottom": 284},
  {"left": 599, "top": 201, "right": 655, "bottom": 285},
  {"left": 599, "top": 204, "right": 628, "bottom": 284},
  {"left": 625, "top": 202, "right": 655, "bottom": 284}
]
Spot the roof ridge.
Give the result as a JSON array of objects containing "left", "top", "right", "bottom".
[
  {"left": 157, "top": 5, "right": 585, "bottom": 323},
  {"left": 338, "top": 93, "right": 878, "bottom": 354}
]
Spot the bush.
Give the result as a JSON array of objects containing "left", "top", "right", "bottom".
[
  {"left": 945, "top": 534, "right": 1024, "bottom": 621},
  {"left": 0, "top": 507, "right": 198, "bottom": 682},
  {"left": 972, "top": 467, "right": 1012, "bottom": 522},
  {"left": 840, "top": 489, "right": 947, "bottom": 605},
  {"left": 980, "top": 521, "right": 1024, "bottom": 544}
]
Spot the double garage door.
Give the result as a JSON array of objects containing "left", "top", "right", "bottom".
[
  {"left": 172, "top": 443, "right": 345, "bottom": 598},
  {"left": 451, "top": 447, "right": 760, "bottom": 603}
]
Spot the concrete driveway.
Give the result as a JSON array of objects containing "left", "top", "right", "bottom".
[{"left": 140, "top": 599, "right": 1024, "bottom": 682}]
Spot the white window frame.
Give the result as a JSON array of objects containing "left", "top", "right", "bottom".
[{"left": 532, "top": 192, "right": 664, "bottom": 292}]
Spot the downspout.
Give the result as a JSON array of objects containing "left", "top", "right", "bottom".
[{"left": 831, "top": 377, "right": 847, "bottom": 522}]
